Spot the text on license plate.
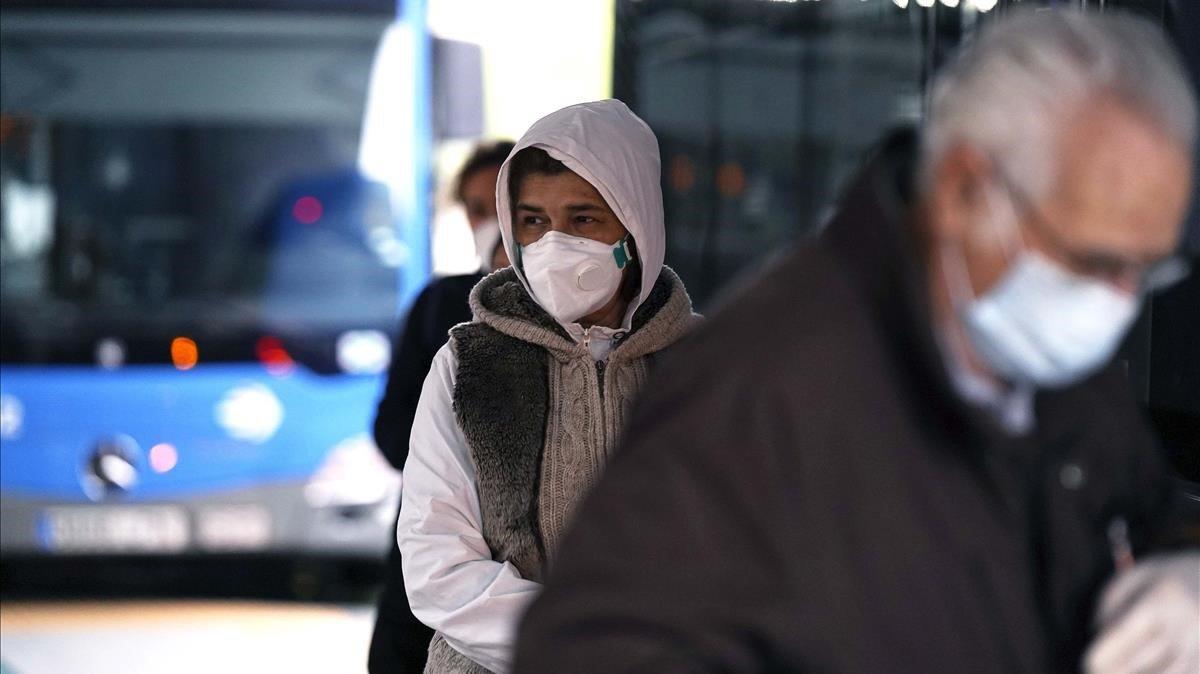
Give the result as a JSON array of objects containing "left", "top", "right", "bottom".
[{"left": 38, "top": 506, "right": 189, "bottom": 553}]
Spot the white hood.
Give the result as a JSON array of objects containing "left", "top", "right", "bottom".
[{"left": 496, "top": 99, "right": 665, "bottom": 329}]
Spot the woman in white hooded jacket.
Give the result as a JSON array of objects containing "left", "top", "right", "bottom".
[{"left": 397, "top": 99, "right": 699, "bottom": 673}]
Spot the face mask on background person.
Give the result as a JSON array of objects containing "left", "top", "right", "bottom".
[
  {"left": 520, "top": 231, "right": 633, "bottom": 324},
  {"left": 473, "top": 218, "right": 502, "bottom": 272},
  {"left": 942, "top": 186, "right": 1141, "bottom": 389}
]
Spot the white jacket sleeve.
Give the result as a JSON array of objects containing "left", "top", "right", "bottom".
[{"left": 397, "top": 342, "right": 543, "bottom": 674}]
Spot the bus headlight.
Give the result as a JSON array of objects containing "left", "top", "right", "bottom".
[
  {"left": 336, "top": 330, "right": 391, "bottom": 375},
  {"left": 304, "top": 433, "right": 399, "bottom": 511},
  {"left": 214, "top": 383, "right": 284, "bottom": 444},
  {"left": 0, "top": 393, "right": 23, "bottom": 439}
]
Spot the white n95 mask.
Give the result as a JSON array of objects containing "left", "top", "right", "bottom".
[
  {"left": 520, "top": 231, "right": 633, "bottom": 324},
  {"left": 473, "top": 218, "right": 503, "bottom": 272},
  {"left": 944, "top": 245, "right": 1140, "bottom": 389}
]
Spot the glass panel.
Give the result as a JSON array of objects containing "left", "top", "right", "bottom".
[{"left": 618, "top": 1, "right": 936, "bottom": 305}]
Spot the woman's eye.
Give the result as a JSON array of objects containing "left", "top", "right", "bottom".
[{"left": 575, "top": 216, "right": 597, "bottom": 225}]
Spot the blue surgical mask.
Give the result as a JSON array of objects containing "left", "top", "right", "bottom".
[{"left": 942, "top": 192, "right": 1141, "bottom": 388}]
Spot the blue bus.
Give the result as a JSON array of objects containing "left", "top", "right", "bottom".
[{"left": 0, "top": 0, "right": 455, "bottom": 561}]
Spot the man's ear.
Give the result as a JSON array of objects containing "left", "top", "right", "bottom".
[{"left": 927, "top": 142, "right": 992, "bottom": 245}]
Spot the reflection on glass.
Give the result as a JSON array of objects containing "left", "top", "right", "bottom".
[
  {"left": 618, "top": 0, "right": 935, "bottom": 304},
  {"left": 0, "top": 119, "right": 402, "bottom": 369}
]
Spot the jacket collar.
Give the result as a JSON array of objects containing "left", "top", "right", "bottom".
[
  {"left": 820, "top": 129, "right": 1009, "bottom": 449},
  {"left": 467, "top": 265, "right": 698, "bottom": 363}
]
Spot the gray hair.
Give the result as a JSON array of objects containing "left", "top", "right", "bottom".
[{"left": 920, "top": 10, "right": 1198, "bottom": 202}]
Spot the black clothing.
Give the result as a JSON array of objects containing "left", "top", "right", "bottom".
[
  {"left": 367, "top": 592, "right": 438, "bottom": 674},
  {"left": 368, "top": 272, "right": 482, "bottom": 674},
  {"left": 514, "top": 132, "right": 1187, "bottom": 673},
  {"left": 373, "top": 273, "right": 484, "bottom": 469}
]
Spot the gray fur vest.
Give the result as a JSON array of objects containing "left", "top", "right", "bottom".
[{"left": 425, "top": 266, "right": 698, "bottom": 674}]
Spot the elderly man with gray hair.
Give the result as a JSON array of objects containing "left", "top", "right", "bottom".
[{"left": 514, "top": 10, "right": 1199, "bottom": 674}]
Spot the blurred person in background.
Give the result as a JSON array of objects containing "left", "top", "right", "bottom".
[
  {"left": 397, "top": 99, "right": 699, "bottom": 673},
  {"left": 515, "top": 11, "right": 1199, "bottom": 674},
  {"left": 369, "top": 140, "right": 513, "bottom": 674}
]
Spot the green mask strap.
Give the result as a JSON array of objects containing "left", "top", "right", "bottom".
[{"left": 612, "top": 235, "right": 633, "bottom": 270}]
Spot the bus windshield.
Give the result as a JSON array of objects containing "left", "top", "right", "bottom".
[
  {"left": 0, "top": 13, "right": 410, "bottom": 371},
  {"left": 1, "top": 120, "right": 399, "bottom": 367}
]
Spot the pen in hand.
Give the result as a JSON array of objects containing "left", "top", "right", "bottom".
[{"left": 1107, "top": 517, "right": 1135, "bottom": 574}]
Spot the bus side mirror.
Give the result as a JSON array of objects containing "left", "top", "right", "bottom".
[{"left": 432, "top": 37, "right": 484, "bottom": 141}]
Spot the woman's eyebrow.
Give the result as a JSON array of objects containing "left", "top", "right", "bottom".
[{"left": 515, "top": 203, "right": 545, "bottom": 212}]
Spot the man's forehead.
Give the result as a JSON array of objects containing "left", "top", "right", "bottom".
[
  {"left": 1049, "top": 100, "right": 1193, "bottom": 258},
  {"left": 519, "top": 172, "right": 609, "bottom": 204}
]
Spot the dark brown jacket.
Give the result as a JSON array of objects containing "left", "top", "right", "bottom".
[{"left": 513, "top": 131, "right": 1189, "bottom": 673}]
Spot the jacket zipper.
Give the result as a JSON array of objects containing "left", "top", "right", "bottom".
[{"left": 583, "top": 326, "right": 608, "bottom": 399}]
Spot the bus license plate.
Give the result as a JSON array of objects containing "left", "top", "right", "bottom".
[{"left": 39, "top": 506, "right": 189, "bottom": 553}]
